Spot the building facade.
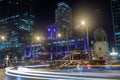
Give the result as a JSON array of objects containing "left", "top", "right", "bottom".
[
  {"left": 55, "top": 2, "right": 72, "bottom": 38},
  {"left": 111, "top": 0, "right": 120, "bottom": 54},
  {"left": 0, "top": 0, "right": 34, "bottom": 55},
  {"left": 0, "top": 13, "right": 34, "bottom": 49},
  {"left": 94, "top": 28, "right": 109, "bottom": 61},
  {"left": 41, "top": 24, "right": 84, "bottom": 60}
]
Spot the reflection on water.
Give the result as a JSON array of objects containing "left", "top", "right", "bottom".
[{"left": 4, "top": 76, "right": 38, "bottom": 80}]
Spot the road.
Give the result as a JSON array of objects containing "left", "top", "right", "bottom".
[{"left": 3, "top": 67, "right": 120, "bottom": 80}]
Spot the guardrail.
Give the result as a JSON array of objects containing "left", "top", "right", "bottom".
[{"left": 4, "top": 60, "right": 120, "bottom": 70}]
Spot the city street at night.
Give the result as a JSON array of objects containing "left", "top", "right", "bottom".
[
  {"left": 0, "top": 64, "right": 120, "bottom": 80},
  {"left": 0, "top": 0, "right": 120, "bottom": 80}
]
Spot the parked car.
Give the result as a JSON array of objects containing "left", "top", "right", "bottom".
[{"left": 0, "top": 61, "right": 5, "bottom": 68}]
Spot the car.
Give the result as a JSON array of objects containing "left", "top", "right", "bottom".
[{"left": 0, "top": 61, "right": 5, "bottom": 68}]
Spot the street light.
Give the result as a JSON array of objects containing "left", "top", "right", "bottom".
[
  {"left": 36, "top": 36, "right": 40, "bottom": 41},
  {"left": 0, "top": 35, "right": 8, "bottom": 66},
  {"left": 57, "top": 33, "right": 70, "bottom": 61},
  {"left": 110, "top": 52, "right": 118, "bottom": 63},
  {"left": 65, "top": 31, "right": 70, "bottom": 61},
  {"left": 110, "top": 47, "right": 118, "bottom": 63},
  {"left": 36, "top": 36, "right": 44, "bottom": 49},
  {"left": 32, "top": 36, "right": 44, "bottom": 59},
  {"left": 57, "top": 33, "right": 61, "bottom": 38},
  {"left": 110, "top": 52, "right": 118, "bottom": 56},
  {"left": 0, "top": 35, "right": 6, "bottom": 48},
  {"left": 81, "top": 20, "right": 85, "bottom": 25},
  {"left": 81, "top": 20, "right": 90, "bottom": 59},
  {"left": 1, "top": 36, "right": 5, "bottom": 40},
  {"left": 56, "top": 33, "right": 62, "bottom": 59}
]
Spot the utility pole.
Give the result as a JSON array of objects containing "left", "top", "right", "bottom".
[
  {"left": 86, "top": 27, "right": 90, "bottom": 60},
  {"left": 66, "top": 31, "right": 70, "bottom": 61}
]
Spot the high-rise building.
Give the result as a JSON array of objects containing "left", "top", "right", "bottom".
[
  {"left": 0, "top": 0, "right": 31, "bottom": 18},
  {"left": 111, "top": 0, "right": 120, "bottom": 54},
  {"left": 55, "top": 2, "right": 72, "bottom": 38},
  {"left": 0, "top": 13, "right": 34, "bottom": 49},
  {"left": 0, "top": 0, "right": 34, "bottom": 53}
]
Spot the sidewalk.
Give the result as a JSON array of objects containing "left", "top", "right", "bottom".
[{"left": 0, "top": 69, "right": 5, "bottom": 80}]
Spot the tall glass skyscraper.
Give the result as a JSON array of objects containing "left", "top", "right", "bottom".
[
  {"left": 111, "top": 0, "right": 120, "bottom": 54},
  {"left": 0, "top": 13, "right": 34, "bottom": 49},
  {"left": 55, "top": 2, "right": 72, "bottom": 38},
  {"left": 0, "top": 0, "right": 34, "bottom": 50}
]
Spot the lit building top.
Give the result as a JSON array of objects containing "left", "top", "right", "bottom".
[
  {"left": 58, "top": 2, "right": 69, "bottom": 8},
  {"left": 55, "top": 2, "right": 72, "bottom": 37},
  {"left": 111, "top": 0, "right": 120, "bottom": 53}
]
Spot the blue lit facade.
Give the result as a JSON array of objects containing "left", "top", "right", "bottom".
[
  {"left": 111, "top": 0, "right": 120, "bottom": 54},
  {"left": 45, "top": 38, "right": 84, "bottom": 60},
  {"left": 45, "top": 25, "right": 84, "bottom": 60},
  {"left": 47, "top": 25, "right": 57, "bottom": 59},
  {"left": 0, "top": 13, "right": 34, "bottom": 50},
  {"left": 55, "top": 2, "right": 72, "bottom": 38}
]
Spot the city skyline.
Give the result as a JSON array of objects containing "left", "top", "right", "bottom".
[
  {"left": 0, "top": 1, "right": 120, "bottom": 79},
  {"left": 0, "top": 0, "right": 114, "bottom": 48}
]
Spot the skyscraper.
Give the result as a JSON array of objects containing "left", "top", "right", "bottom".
[
  {"left": 0, "top": 13, "right": 34, "bottom": 49},
  {"left": 55, "top": 2, "right": 72, "bottom": 38},
  {"left": 111, "top": 0, "right": 120, "bottom": 54},
  {"left": 0, "top": 0, "right": 34, "bottom": 51}
]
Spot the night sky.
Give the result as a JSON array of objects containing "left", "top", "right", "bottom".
[{"left": 0, "top": 0, "right": 114, "bottom": 49}]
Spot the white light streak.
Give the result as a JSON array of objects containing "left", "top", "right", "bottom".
[{"left": 5, "top": 66, "right": 119, "bottom": 80}]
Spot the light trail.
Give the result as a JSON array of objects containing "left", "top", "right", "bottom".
[
  {"left": 6, "top": 71, "right": 115, "bottom": 80},
  {"left": 16, "top": 67, "right": 120, "bottom": 77},
  {"left": 5, "top": 67, "right": 119, "bottom": 80},
  {"left": 25, "top": 64, "right": 49, "bottom": 67}
]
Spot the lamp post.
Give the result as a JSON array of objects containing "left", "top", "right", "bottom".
[
  {"left": 1, "top": 36, "right": 5, "bottom": 40},
  {"left": 0, "top": 35, "right": 8, "bottom": 66},
  {"left": 110, "top": 47, "right": 118, "bottom": 63},
  {"left": 57, "top": 32, "right": 70, "bottom": 61},
  {"left": 36, "top": 36, "right": 44, "bottom": 52},
  {"left": 58, "top": 33, "right": 61, "bottom": 38},
  {"left": 32, "top": 36, "right": 44, "bottom": 59},
  {"left": 0, "top": 35, "right": 6, "bottom": 45},
  {"left": 56, "top": 33, "right": 61, "bottom": 59},
  {"left": 110, "top": 52, "right": 118, "bottom": 64},
  {"left": 0, "top": 35, "right": 6, "bottom": 49},
  {"left": 81, "top": 20, "right": 90, "bottom": 59},
  {"left": 36, "top": 36, "right": 40, "bottom": 41},
  {"left": 65, "top": 31, "right": 70, "bottom": 61}
]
